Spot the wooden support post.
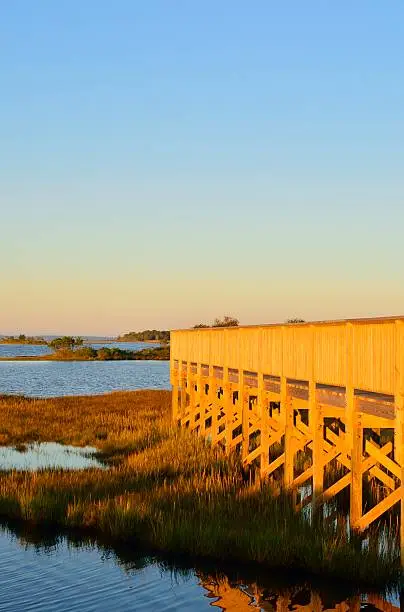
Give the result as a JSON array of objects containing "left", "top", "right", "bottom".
[
  {"left": 282, "top": 376, "right": 294, "bottom": 489},
  {"left": 347, "top": 322, "right": 363, "bottom": 532},
  {"left": 172, "top": 381, "right": 179, "bottom": 423},
  {"left": 223, "top": 368, "right": 233, "bottom": 453},
  {"left": 209, "top": 366, "right": 219, "bottom": 445},
  {"left": 259, "top": 373, "right": 269, "bottom": 477},
  {"left": 309, "top": 325, "right": 323, "bottom": 506},
  {"left": 240, "top": 370, "right": 249, "bottom": 461},
  {"left": 197, "top": 363, "right": 206, "bottom": 436},
  {"left": 311, "top": 380, "right": 323, "bottom": 504},
  {"left": 180, "top": 363, "right": 187, "bottom": 421},
  {"left": 189, "top": 363, "right": 197, "bottom": 427},
  {"left": 345, "top": 323, "right": 355, "bottom": 454},
  {"left": 350, "top": 401, "right": 363, "bottom": 531},
  {"left": 395, "top": 320, "right": 404, "bottom": 569}
]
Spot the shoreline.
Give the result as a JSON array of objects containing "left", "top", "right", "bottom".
[
  {"left": 0, "top": 356, "right": 169, "bottom": 362},
  {"left": 0, "top": 345, "right": 170, "bottom": 362},
  {"left": 0, "top": 390, "right": 399, "bottom": 589}
]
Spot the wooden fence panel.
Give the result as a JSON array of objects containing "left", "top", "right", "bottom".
[
  {"left": 352, "top": 321, "right": 395, "bottom": 395},
  {"left": 261, "top": 327, "right": 283, "bottom": 376},
  {"left": 314, "top": 323, "right": 346, "bottom": 386}
]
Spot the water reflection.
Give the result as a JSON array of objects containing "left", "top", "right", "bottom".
[
  {"left": 0, "top": 521, "right": 399, "bottom": 611},
  {"left": 0, "top": 442, "right": 103, "bottom": 470},
  {"left": 200, "top": 576, "right": 400, "bottom": 611}
]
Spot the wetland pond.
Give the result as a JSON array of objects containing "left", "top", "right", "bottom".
[
  {"left": 0, "top": 443, "right": 103, "bottom": 471},
  {"left": 0, "top": 344, "right": 400, "bottom": 609}
]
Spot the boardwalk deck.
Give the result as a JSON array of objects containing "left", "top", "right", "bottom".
[{"left": 170, "top": 316, "right": 404, "bottom": 563}]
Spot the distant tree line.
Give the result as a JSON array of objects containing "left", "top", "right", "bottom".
[
  {"left": 0, "top": 334, "right": 47, "bottom": 345},
  {"left": 46, "top": 339, "right": 169, "bottom": 361},
  {"left": 193, "top": 315, "right": 239, "bottom": 328},
  {"left": 116, "top": 330, "right": 170, "bottom": 343},
  {"left": 48, "top": 336, "right": 84, "bottom": 351}
]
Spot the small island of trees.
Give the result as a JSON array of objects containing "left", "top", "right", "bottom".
[
  {"left": 193, "top": 315, "right": 239, "bottom": 328},
  {"left": 46, "top": 336, "right": 169, "bottom": 361},
  {"left": 0, "top": 334, "right": 47, "bottom": 345},
  {"left": 116, "top": 330, "right": 170, "bottom": 343}
]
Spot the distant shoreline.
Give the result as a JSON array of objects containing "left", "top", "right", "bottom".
[
  {"left": 0, "top": 339, "right": 163, "bottom": 345},
  {"left": 0, "top": 340, "right": 47, "bottom": 346},
  {"left": 0, "top": 344, "right": 169, "bottom": 362},
  {"left": 0, "top": 356, "right": 169, "bottom": 362},
  {"left": 89, "top": 339, "right": 162, "bottom": 344}
]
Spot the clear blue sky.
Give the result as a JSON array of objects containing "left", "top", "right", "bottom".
[{"left": 1, "top": 1, "right": 403, "bottom": 335}]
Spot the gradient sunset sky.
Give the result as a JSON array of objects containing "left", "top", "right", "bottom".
[{"left": 1, "top": 2, "right": 403, "bottom": 335}]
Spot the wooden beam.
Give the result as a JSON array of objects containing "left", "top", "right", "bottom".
[
  {"left": 259, "top": 372, "right": 269, "bottom": 476},
  {"left": 356, "top": 487, "right": 402, "bottom": 531},
  {"left": 282, "top": 375, "right": 294, "bottom": 489},
  {"left": 350, "top": 406, "right": 363, "bottom": 530},
  {"left": 395, "top": 319, "right": 404, "bottom": 567},
  {"left": 241, "top": 374, "right": 249, "bottom": 462},
  {"left": 310, "top": 333, "right": 323, "bottom": 503}
]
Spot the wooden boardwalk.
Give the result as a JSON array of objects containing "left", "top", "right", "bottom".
[{"left": 170, "top": 316, "right": 404, "bottom": 560}]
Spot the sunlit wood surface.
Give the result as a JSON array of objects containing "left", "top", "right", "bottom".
[{"left": 170, "top": 316, "right": 404, "bottom": 563}]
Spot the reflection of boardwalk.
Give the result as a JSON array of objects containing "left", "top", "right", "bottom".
[
  {"left": 202, "top": 576, "right": 257, "bottom": 610},
  {"left": 171, "top": 316, "right": 404, "bottom": 557},
  {"left": 199, "top": 576, "right": 400, "bottom": 612}
]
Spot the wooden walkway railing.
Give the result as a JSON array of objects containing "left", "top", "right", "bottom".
[{"left": 170, "top": 316, "right": 404, "bottom": 561}]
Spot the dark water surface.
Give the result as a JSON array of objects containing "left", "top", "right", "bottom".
[
  {"left": 0, "top": 526, "right": 209, "bottom": 611},
  {"left": 0, "top": 524, "right": 399, "bottom": 611}
]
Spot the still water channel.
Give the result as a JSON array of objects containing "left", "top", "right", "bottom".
[
  {"left": 0, "top": 342, "right": 169, "bottom": 397},
  {"left": 0, "top": 344, "right": 400, "bottom": 610}
]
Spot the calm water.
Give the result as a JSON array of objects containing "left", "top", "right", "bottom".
[
  {"left": 0, "top": 360, "right": 169, "bottom": 397},
  {"left": 0, "top": 524, "right": 399, "bottom": 611},
  {"left": 0, "top": 443, "right": 103, "bottom": 470}
]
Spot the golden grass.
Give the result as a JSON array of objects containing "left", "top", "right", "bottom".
[{"left": 0, "top": 390, "right": 400, "bottom": 587}]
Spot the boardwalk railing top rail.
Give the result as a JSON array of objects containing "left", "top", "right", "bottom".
[{"left": 171, "top": 315, "right": 404, "bottom": 396}]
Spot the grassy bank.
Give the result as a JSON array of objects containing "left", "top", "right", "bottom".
[
  {"left": 0, "top": 345, "right": 170, "bottom": 361},
  {"left": 0, "top": 391, "right": 399, "bottom": 588}
]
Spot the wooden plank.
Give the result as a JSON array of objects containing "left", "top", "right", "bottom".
[
  {"left": 292, "top": 466, "right": 313, "bottom": 489},
  {"left": 244, "top": 445, "right": 262, "bottom": 465},
  {"left": 282, "top": 375, "right": 294, "bottom": 488},
  {"left": 362, "top": 441, "right": 392, "bottom": 473},
  {"left": 394, "top": 319, "right": 404, "bottom": 567},
  {"left": 365, "top": 440, "right": 401, "bottom": 479},
  {"left": 318, "top": 473, "right": 351, "bottom": 502},
  {"left": 263, "top": 452, "right": 285, "bottom": 477},
  {"left": 362, "top": 414, "right": 395, "bottom": 429},
  {"left": 230, "top": 433, "right": 243, "bottom": 448},
  {"left": 259, "top": 373, "right": 269, "bottom": 476},
  {"left": 241, "top": 378, "right": 249, "bottom": 461},
  {"left": 356, "top": 487, "right": 402, "bottom": 530},
  {"left": 350, "top": 409, "right": 363, "bottom": 530},
  {"left": 368, "top": 465, "right": 395, "bottom": 490}
]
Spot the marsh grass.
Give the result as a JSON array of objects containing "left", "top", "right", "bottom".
[{"left": 0, "top": 391, "right": 400, "bottom": 588}]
